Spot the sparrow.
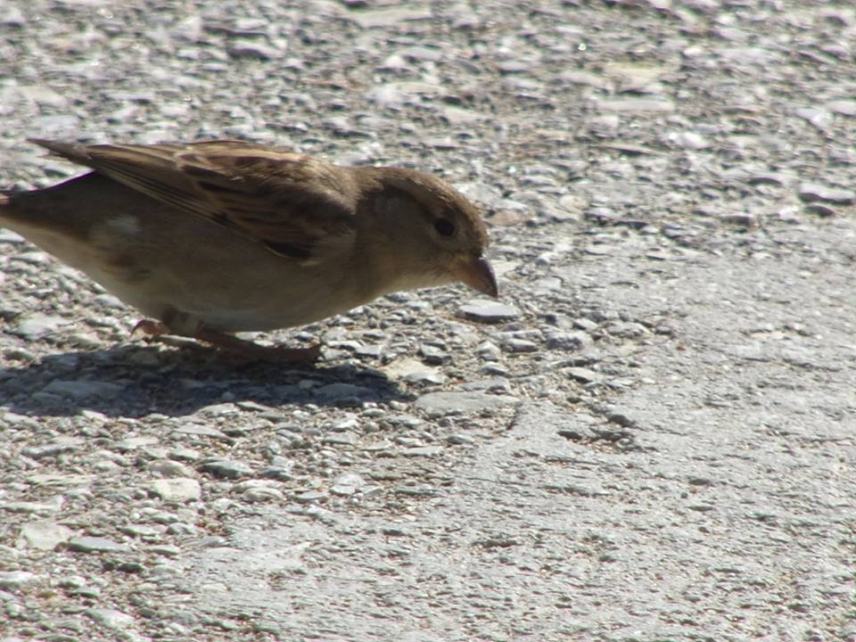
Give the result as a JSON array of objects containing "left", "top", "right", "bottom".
[{"left": 0, "top": 139, "right": 497, "bottom": 362}]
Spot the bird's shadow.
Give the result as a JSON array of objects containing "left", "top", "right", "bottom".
[{"left": 0, "top": 344, "right": 411, "bottom": 418}]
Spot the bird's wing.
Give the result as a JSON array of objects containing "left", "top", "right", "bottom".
[{"left": 31, "top": 139, "right": 359, "bottom": 263}]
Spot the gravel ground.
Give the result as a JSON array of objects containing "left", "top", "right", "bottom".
[{"left": 1, "top": 1, "right": 855, "bottom": 641}]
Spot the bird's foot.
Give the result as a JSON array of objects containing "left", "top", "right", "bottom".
[
  {"left": 131, "top": 319, "right": 320, "bottom": 364},
  {"left": 193, "top": 325, "right": 322, "bottom": 364}
]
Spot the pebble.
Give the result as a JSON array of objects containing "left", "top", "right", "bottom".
[
  {"left": 114, "top": 436, "right": 160, "bottom": 452},
  {"left": 148, "top": 478, "right": 201, "bottom": 503},
  {"left": 384, "top": 357, "right": 447, "bottom": 384},
  {"left": 545, "top": 331, "right": 593, "bottom": 351},
  {"left": 0, "top": 571, "right": 40, "bottom": 590},
  {"left": 0, "top": 5, "right": 25, "bottom": 26},
  {"left": 607, "top": 321, "right": 649, "bottom": 339},
  {"left": 40, "top": 380, "right": 124, "bottom": 400},
  {"left": 314, "top": 383, "right": 374, "bottom": 402},
  {"left": 458, "top": 300, "right": 522, "bottom": 323},
  {"left": 459, "top": 378, "right": 512, "bottom": 394},
  {"left": 169, "top": 447, "right": 202, "bottom": 462},
  {"left": 386, "top": 414, "right": 423, "bottom": 429},
  {"left": 414, "top": 391, "right": 519, "bottom": 416},
  {"left": 149, "top": 459, "right": 195, "bottom": 477},
  {"left": 17, "top": 521, "right": 74, "bottom": 550},
  {"left": 794, "top": 107, "right": 833, "bottom": 130},
  {"left": 826, "top": 99, "right": 856, "bottom": 117},
  {"left": 294, "top": 490, "right": 328, "bottom": 504},
  {"left": 798, "top": 183, "right": 855, "bottom": 205},
  {"left": 1, "top": 498, "right": 63, "bottom": 514},
  {"left": 805, "top": 203, "right": 837, "bottom": 217},
  {"left": 348, "top": 6, "right": 432, "bottom": 28},
  {"left": 419, "top": 343, "right": 449, "bottom": 364},
  {"left": 199, "top": 459, "right": 252, "bottom": 479},
  {"left": 665, "top": 131, "right": 711, "bottom": 149},
  {"left": 501, "top": 337, "right": 539, "bottom": 353},
  {"left": 330, "top": 472, "right": 366, "bottom": 496},
  {"left": 476, "top": 341, "right": 502, "bottom": 362},
  {"left": 67, "top": 536, "right": 129, "bottom": 554},
  {"left": 174, "top": 424, "right": 229, "bottom": 440},
  {"left": 566, "top": 367, "right": 601, "bottom": 384},
  {"left": 21, "top": 437, "right": 84, "bottom": 460},
  {"left": 594, "top": 98, "right": 675, "bottom": 113},
  {"left": 235, "top": 480, "right": 283, "bottom": 502},
  {"left": 10, "top": 312, "right": 67, "bottom": 339},
  {"left": 323, "top": 431, "right": 357, "bottom": 446},
  {"left": 86, "top": 608, "right": 136, "bottom": 630},
  {"left": 401, "top": 446, "right": 443, "bottom": 458},
  {"left": 227, "top": 39, "right": 285, "bottom": 60}
]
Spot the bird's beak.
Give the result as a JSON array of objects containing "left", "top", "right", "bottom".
[{"left": 457, "top": 255, "right": 498, "bottom": 298}]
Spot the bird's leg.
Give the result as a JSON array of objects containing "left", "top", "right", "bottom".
[
  {"left": 192, "top": 323, "right": 322, "bottom": 364},
  {"left": 131, "top": 316, "right": 320, "bottom": 363}
]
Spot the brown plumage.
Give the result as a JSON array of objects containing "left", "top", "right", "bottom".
[{"left": 0, "top": 139, "right": 497, "bottom": 362}]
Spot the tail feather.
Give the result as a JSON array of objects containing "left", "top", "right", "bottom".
[{"left": 29, "top": 139, "right": 93, "bottom": 166}]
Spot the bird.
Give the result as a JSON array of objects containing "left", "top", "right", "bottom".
[{"left": 0, "top": 139, "right": 497, "bottom": 362}]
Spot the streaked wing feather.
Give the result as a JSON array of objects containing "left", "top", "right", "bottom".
[{"left": 34, "top": 140, "right": 358, "bottom": 264}]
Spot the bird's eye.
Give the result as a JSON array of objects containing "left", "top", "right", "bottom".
[{"left": 434, "top": 218, "right": 455, "bottom": 237}]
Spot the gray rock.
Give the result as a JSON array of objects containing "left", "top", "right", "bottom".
[
  {"left": 235, "top": 480, "right": 283, "bottom": 502},
  {"left": 348, "top": 6, "right": 432, "bottom": 28},
  {"left": 174, "top": 424, "right": 229, "bottom": 439},
  {"left": 148, "top": 478, "right": 201, "bottom": 503},
  {"left": 665, "top": 131, "right": 711, "bottom": 149},
  {"left": 86, "top": 608, "right": 136, "bottom": 630},
  {"left": 594, "top": 98, "right": 675, "bottom": 113},
  {"left": 199, "top": 459, "right": 252, "bottom": 479},
  {"left": 0, "top": 498, "right": 63, "bottom": 514},
  {"left": 384, "top": 357, "right": 447, "bottom": 384},
  {"left": 40, "top": 380, "right": 124, "bottom": 400},
  {"left": 68, "top": 536, "right": 129, "bottom": 554},
  {"left": 476, "top": 341, "right": 502, "bottom": 361},
  {"left": 826, "top": 99, "right": 856, "bottom": 117},
  {"left": 414, "top": 391, "right": 519, "bottom": 416},
  {"left": 798, "top": 183, "right": 855, "bottom": 205},
  {"left": 401, "top": 446, "right": 443, "bottom": 457},
  {"left": 114, "top": 436, "right": 160, "bottom": 452},
  {"left": 294, "top": 490, "right": 328, "bottom": 504},
  {"left": 419, "top": 343, "right": 449, "bottom": 364},
  {"left": 0, "top": 5, "right": 25, "bottom": 26},
  {"left": 149, "top": 459, "right": 194, "bottom": 477},
  {"left": 607, "top": 321, "right": 649, "bottom": 339},
  {"left": 545, "top": 330, "right": 593, "bottom": 351},
  {"left": 17, "top": 521, "right": 74, "bottom": 550},
  {"left": 227, "top": 39, "right": 285, "bottom": 60},
  {"left": 11, "top": 312, "right": 68, "bottom": 339},
  {"left": 458, "top": 300, "right": 522, "bottom": 323},
  {"left": 330, "top": 472, "right": 367, "bottom": 496},
  {"left": 323, "top": 431, "right": 357, "bottom": 446},
  {"left": 0, "top": 571, "right": 40, "bottom": 590},
  {"left": 794, "top": 107, "right": 833, "bottom": 130},
  {"left": 21, "top": 436, "right": 84, "bottom": 460},
  {"left": 501, "top": 337, "right": 539, "bottom": 353},
  {"left": 566, "top": 367, "right": 601, "bottom": 384},
  {"left": 314, "top": 383, "right": 374, "bottom": 402},
  {"left": 365, "top": 83, "right": 408, "bottom": 108}
]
